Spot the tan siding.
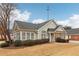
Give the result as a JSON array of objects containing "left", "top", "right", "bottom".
[{"left": 38, "top": 21, "right": 57, "bottom": 39}]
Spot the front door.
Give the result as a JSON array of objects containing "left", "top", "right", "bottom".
[{"left": 51, "top": 33, "right": 55, "bottom": 42}]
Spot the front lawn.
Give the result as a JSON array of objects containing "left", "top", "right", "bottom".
[{"left": 0, "top": 43, "right": 79, "bottom": 56}]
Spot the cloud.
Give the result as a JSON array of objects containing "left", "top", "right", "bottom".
[
  {"left": 68, "top": 14, "right": 79, "bottom": 28},
  {"left": 10, "top": 8, "right": 79, "bottom": 29},
  {"left": 10, "top": 9, "right": 31, "bottom": 22},
  {"left": 32, "top": 19, "right": 46, "bottom": 24},
  {"left": 10, "top": 9, "right": 31, "bottom": 29},
  {"left": 56, "top": 14, "right": 79, "bottom": 28},
  {"left": 56, "top": 20, "right": 69, "bottom": 26}
]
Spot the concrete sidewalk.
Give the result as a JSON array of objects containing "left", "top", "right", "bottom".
[{"left": 69, "top": 40, "right": 79, "bottom": 44}]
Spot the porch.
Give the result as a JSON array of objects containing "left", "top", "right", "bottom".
[{"left": 48, "top": 31, "right": 65, "bottom": 42}]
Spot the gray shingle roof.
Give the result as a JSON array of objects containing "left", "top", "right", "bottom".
[
  {"left": 15, "top": 21, "right": 37, "bottom": 30},
  {"left": 66, "top": 28, "right": 79, "bottom": 35},
  {"left": 47, "top": 25, "right": 62, "bottom": 32},
  {"left": 14, "top": 20, "right": 56, "bottom": 30}
]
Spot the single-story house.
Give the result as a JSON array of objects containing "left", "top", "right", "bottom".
[
  {"left": 0, "top": 19, "right": 79, "bottom": 43},
  {"left": 0, "top": 20, "right": 78, "bottom": 42},
  {"left": 13, "top": 20, "right": 68, "bottom": 42},
  {"left": 66, "top": 28, "right": 79, "bottom": 41}
]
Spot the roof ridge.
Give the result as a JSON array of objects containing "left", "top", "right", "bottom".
[
  {"left": 15, "top": 20, "right": 35, "bottom": 25},
  {"left": 14, "top": 20, "right": 56, "bottom": 30}
]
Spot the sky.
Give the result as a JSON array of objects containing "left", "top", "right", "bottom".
[{"left": 10, "top": 3, "right": 79, "bottom": 28}]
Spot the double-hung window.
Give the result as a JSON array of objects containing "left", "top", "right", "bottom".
[
  {"left": 41, "top": 31, "right": 46, "bottom": 39},
  {"left": 31, "top": 33, "right": 34, "bottom": 40},
  {"left": 27, "top": 32, "right": 30, "bottom": 40},
  {"left": 16, "top": 32, "right": 20, "bottom": 40},
  {"left": 22, "top": 32, "right": 26, "bottom": 40},
  {"left": 27, "top": 32, "right": 34, "bottom": 40}
]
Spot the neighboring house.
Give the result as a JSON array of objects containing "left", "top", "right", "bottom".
[
  {"left": 13, "top": 20, "right": 68, "bottom": 42},
  {"left": 66, "top": 28, "right": 79, "bottom": 41}
]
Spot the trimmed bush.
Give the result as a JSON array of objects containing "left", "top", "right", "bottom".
[
  {"left": 0, "top": 39, "right": 5, "bottom": 41},
  {"left": 22, "top": 40, "right": 34, "bottom": 46},
  {"left": 55, "top": 37, "right": 69, "bottom": 43},
  {"left": 66, "top": 39, "right": 69, "bottom": 43},
  {"left": 0, "top": 42, "right": 9, "bottom": 48},
  {"left": 22, "top": 39, "right": 49, "bottom": 46},
  {"left": 14, "top": 40, "right": 22, "bottom": 47}
]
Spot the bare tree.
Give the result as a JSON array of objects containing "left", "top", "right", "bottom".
[
  {"left": 0, "top": 3, "right": 16, "bottom": 43},
  {"left": 64, "top": 26, "right": 72, "bottom": 30}
]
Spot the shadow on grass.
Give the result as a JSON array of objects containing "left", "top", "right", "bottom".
[{"left": 0, "top": 43, "right": 49, "bottom": 49}]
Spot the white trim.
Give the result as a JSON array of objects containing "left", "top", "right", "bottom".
[
  {"left": 22, "top": 31, "right": 24, "bottom": 40},
  {"left": 55, "top": 26, "right": 65, "bottom": 32},
  {"left": 38, "top": 20, "right": 57, "bottom": 30},
  {"left": 49, "top": 33, "right": 51, "bottom": 42},
  {"left": 30, "top": 32, "right": 31, "bottom": 40},
  {"left": 33, "top": 33, "right": 34, "bottom": 40},
  {"left": 26, "top": 32, "right": 30, "bottom": 40},
  {"left": 20, "top": 31, "right": 22, "bottom": 40},
  {"left": 33, "top": 33, "right": 35, "bottom": 40},
  {"left": 53, "top": 33, "right": 55, "bottom": 41},
  {"left": 26, "top": 32, "right": 35, "bottom": 40},
  {"left": 38, "top": 21, "right": 49, "bottom": 30},
  {"left": 25, "top": 32, "right": 27, "bottom": 40},
  {"left": 54, "top": 25, "right": 67, "bottom": 39},
  {"left": 13, "top": 22, "right": 20, "bottom": 31},
  {"left": 31, "top": 32, "right": 35, "bottom": 40},
  {"left": 27, "top": 32, "right": 30, "bottom": 40}
]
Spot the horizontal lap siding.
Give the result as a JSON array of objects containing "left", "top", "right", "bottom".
[{"left": 71, "top": 35, "right": 79, "bottom": 41}]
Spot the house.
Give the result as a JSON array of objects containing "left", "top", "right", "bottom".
[
  {"left": 13, "top": 20, "right": 68, "bottom": 42},
  {"left": 66, "top": 28, "right": 79, "bottom": 41},
  {"left": 0, "top": 20, "right": 77, "bottom": 43}
]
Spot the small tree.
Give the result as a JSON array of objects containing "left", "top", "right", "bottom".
[
  {"left": 0, "top": 3, "right": 16, "bottom": 43},
  {"left": 64, "top": 26, "right": 72, "bottom": 30}
]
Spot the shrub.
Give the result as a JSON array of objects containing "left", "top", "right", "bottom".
[
  {"left": 66, "top": 39, "right": 69, "bottom": 43},
  {"left": 22, "top": 39, "right": 49, "bottom": 46},
  {"left": 6, "top": 40, "right": 13, "bottom": 44},
  {"left": 22, "top": 40, "right": 35, "bottom": 46},
  {"left": 55, "top": 37, "right": 69, "bottom": 43},
  {"left": 14, "top": 40, "right": 22, "bottom": 47},
  {"left": 0, "top": 42, "right": 9, "bottom": 48}
]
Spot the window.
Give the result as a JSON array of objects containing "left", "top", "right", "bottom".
[
  {"left": 41, "top": 31, "right": 47, "bottom": 39},
  {"left": 31, "top": 33, "right": 34, "bottom": 40},
  {"left": 16, "top": 32, "right": 20, "bottom": 40},
  {"left": 26, "top": 32, "right": 35, "bottom": 40},
  {"left": 22, "top": 32, "right": 26, "bottom": 40},
  {"left": 27, "top": 32, "right": 30, "bottom": 40}
]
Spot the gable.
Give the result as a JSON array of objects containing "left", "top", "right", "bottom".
[
  {"left": 13, "top": 22, "right": 19, "bottom": 31},
  {"left": 38, "top": 20, "right": 57, "bottom": 31},
  {"left": 55, "top": 26, "right": 65, "bottom": 32},
  {"left": 13, "top": 20, "right": 58, "bottom": 32}
]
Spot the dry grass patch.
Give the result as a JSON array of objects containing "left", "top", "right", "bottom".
[{"left": 0, "top": 43, "right": 79, "bottom": 56}]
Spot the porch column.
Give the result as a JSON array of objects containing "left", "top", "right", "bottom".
[
  {"left": 49, "top": 33, "right": 52, "bottom": 43},
  {"left": 25, "top": 32, "right": 27, "bottom": 40},
  {"left": 20, "top": 31, "right": 22, "bottom": 40},
  {"left": 53, "top": 33, "right": 55, "bottom": 42}
]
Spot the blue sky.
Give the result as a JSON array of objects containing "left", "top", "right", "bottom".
[
  {"left": 17, "top": 3, "right": 79, "bottom": 21},
  {"left": 11, "top": 3, "right": 79, "bottom": 28}
]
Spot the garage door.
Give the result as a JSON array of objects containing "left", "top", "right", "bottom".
[{"left": 71, "top": 35, "right": 79, "bottom": 41}]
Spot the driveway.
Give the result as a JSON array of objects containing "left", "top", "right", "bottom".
[{"left": 69, "top": 40, "right": 79, "bottom": 44}]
